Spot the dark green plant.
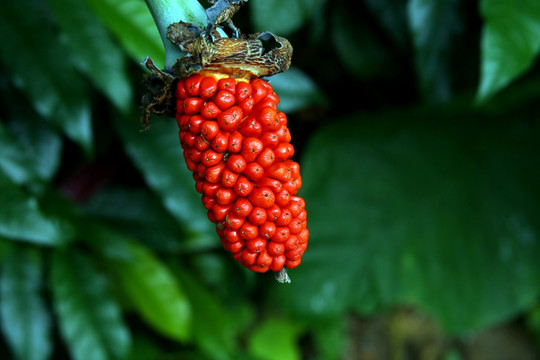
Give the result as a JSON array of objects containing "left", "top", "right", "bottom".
[{"left": 0, "top": 0, "right": 539, "bottom": 359}]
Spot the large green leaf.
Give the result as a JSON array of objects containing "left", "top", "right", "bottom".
[
  {"left": 0, "top": 122, "right": 38, "bottom": 186},
  {"left": 50, "top": 250, "right": 131, "bottom": 360},
  {"left": 247, "top": 318, "right": 303, "bottom": 360},
  {"left": 175, "top": 268, "right": 237, "bottom": 359},
  {"left": 108, "top": 240, "right": 192, "bottom": 342},
  {"left": 115, "top": 114, "right": 214, "bottom": 246},
  {"left": 273, "top": 113, "right": 540, "bottom": 334},
  {"left": 407, "top": 0, "right": 462, "bottom": 103},
  {"left": 250, "top": 0, "right": 327, "bottom": 36},
  {"left": 0, "top": 247, "right": 52, "bottom": 360},
  {"left": 84, "top": 187, "right": 188, "bottom": 253},
  {"left": 84, "top": 0, "right": 165, "bottom": 68},
  {"left": 48, "top": 0, "right": 132, "bottom": 113},
  {"left": 0, "top": 0, "right": 92, "bottom": 154},
  {"left": 4, "top": 110, "right": 62, "bottom": 183},
  {"left": 478, "top": 0, "right": 540, "bottom": 102},
  {"left": 0, "top": 175, "right": 74, "bottom": 246}
]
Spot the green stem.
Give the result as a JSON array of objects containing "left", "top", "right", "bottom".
[{"left": 145, "top": 0, "right": 206, "bottom": 71}]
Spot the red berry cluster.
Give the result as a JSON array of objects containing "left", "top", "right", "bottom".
[{"left": 175, "top": 73, "right": 308, "bottom": 273}]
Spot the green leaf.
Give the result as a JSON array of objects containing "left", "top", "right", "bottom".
[
  {"left": 250, "top": 0, "right": 327, "bottom": 36},
  {"left": 247, "top": 318, "right": 303, "bottom": 360},
  {"left": 5, "top": 110, "right": 62, "bottom": 183},
  {"left": 108, "top": 240, "right": 192, "bottom": 341},
  {"left": 0, "top": 176, "right": 74, "bottom": 245},
  {"left": 269, "top": 67, "right": 328, "bottom": 113},
  {"left": 478, "top": 0, "right": 540, "bottom": 102},
  {"left": 84, "top": 0, "right": 165, "bottom": 68},
  {"left": 50, "top": 250, "right": 131, "bottom": 360},
  {"left": 0, "top": 122, "right": 38, "bottom": 185},
  {"left": 407, "top": 0, "right": 462, "bottom": 103},
  {"left": 48, "top": 0, "right": 133, "bottom": 113},
  {"left": 0, "top": 247, "right": 52, "bottom": 360},
  {"left": 115, "top": 114, "right": 214, "bottom": 246},
  {"left": 274, "top": 113, "right": 540, "bottom": 334},
  {"left": 0, "top": 0, "right": 93, "bottom": 155},
  {"left": 84, "top": 187, "right": 187, "bottom": 253},
  {"left": 175, "top": 268, "right": 236, "bottom": 359}
]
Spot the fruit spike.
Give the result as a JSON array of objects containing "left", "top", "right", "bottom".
[
  {"left": 175, "top": 73, "right": 308, "bottom": 278},
  {"left": 141, "top": 0, "right": 306, "bottom": 282}
]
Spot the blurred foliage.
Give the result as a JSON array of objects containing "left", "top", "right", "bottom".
[{"left": 0, "top": 0, "right": 539, "bottom": 359}]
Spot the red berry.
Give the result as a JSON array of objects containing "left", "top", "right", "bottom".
[
  {"left": 256, "top": 148, "right": 275, "bottom": 168},
  {"left": 217, "top": 106, "right": 243, "bottom": 131},
  {"left": 235, "top": 81, "right": 251, "bottom": 102},
  {"left": 233, "top": 197, "right": 253, "bottom": 218},
  {"left": 211, "top": 131, "right": 229, "bottom": 152},
  {"left": 215, "top": 90, "right": 236, "bottom": 110},
  {"left": 185, "top": 74, "right": 203, "bottom": 96},
  {"left": 244, "top": 162, "right": 264, "bottom": 181},
  {"left": 238, "top": 118, "right": 262, "bottom": 137},
  {"left": 248, "top": 206, "right": 267, "bottom": 225},
  {"left": 218, "top": 77, "right": 236, "bottom": 93},
  {"left": 234, "top": 175, "right": 254, "bottom": 197},
  {"left": 260, "top": 221, "right": 276, "bottom": 240},
  {"left": 201, "top": 120, "right": 220, "bottom": 141},
  {"left": 221, "top": 168, "right": 239, "bottom": 187},
  {"left": 202, "top": 149, "right": 223, "bottom": 166},
  {"left": 200, "top": 76, "right": 218, "bottom": 98},
  {"left": 227, "top": 131, "right": 243, "bottom": 152},
  {"left": 205, "top": 162, "right": 226, "bottom": 183},
  {"left": 200, "top": 101, "right": 221, "bottom": 119},
  {"left": 183, "top": 97, "right": 204, "bottom": 114},
  {"left": 216, "top": 187, "right": 237, "bottom": 205},
  {"left": 227, "top": 154, "right": 247, "bottom": 173},
  {"left": 249, "top": 187, "right": 275, "bottom": 208},
  {"left": 241, "top": 138, "right": 264, "bottom": 162},
  {"left": 240, "top": 222, "right": 259, "bottom": 240}
]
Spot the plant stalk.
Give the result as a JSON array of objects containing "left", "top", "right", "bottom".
[{"left": 145, "top": 0, "right": 206, "bottom": 71}]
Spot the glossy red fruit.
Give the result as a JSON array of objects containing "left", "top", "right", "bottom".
[
  {"left": 183, "top": 97, "right": 204, "bottom": 115},
  {"left": 233, "top": 197, "right": 253, "bottom": 218},
  {"left": 221, "top": 168, "right": 238, "bottom": 187},
  {"left": 244, "top": 162, "right": 264, "bottom": 181},
  {"left": 248, "top": 206, "right": 267, "bottom": 225},
  {"left": 227, "top": 154, "right": 247, "bottom": 173},
  {"left": 217, "top": 106, "right": 243, "bottom": 131},
  {"left": 235, "top": 81, "right": 251, "bottom": 102},
  {"left": 201, "top": 120, "right": 220, "bottom": 141},
  {"left": 218, "top": 77, "right": 236, "bottom": 93},
  {"left": 211, "top": 131, "right": 229, "bottom": 152},
  {"left": 256, "top": 148, "right": 275, "bottom": 168},
  {"left": 205, "top": 162, "right": 226, "bottom": 183},
  {"left": 215, "top": 90, "right": 236, "bottom": 110},
  {"left": 249, "top": 187, "right": 275, "bottom": 208},
  {"left": 200, "top": 76, "right": 218, "bottom": 98},
  {"left": 185, "top": 74, "right": 203, "bottom": 96},
  {"left": 200, "top": 101, "right": 221, "bottom": 119},
  {"left": 259, "top": 221, "right": 276, "bottom": 240},
  {"left": 234, "top": 175, "right": 254, "bottom": 197},
  {"left": 202, "top": 149, "right": 223, "bottom": 166},
  {"left": 227, "top": 131, "right": 243, "bottom": 152},
  {"left": 238, "top": 118, "right": 262, "bottom": 137},
  {"left": 241, "top": 138, "right": 264, "bottom": 162}
]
